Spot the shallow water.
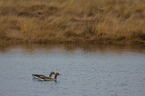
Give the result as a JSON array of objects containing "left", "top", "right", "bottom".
[{"left": 0, "top": 44, "right": 145, "bottom": 96}]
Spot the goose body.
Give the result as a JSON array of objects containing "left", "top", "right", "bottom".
[
  {"left": 38, "top": 72, "right": 61, "bottom": 81},
  {"left": 32, "top": 71, "right": 55, "bottom": 79}
]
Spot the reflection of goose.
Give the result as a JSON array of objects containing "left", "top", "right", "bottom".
[
  {"left": 32, "top": 71, "right": 56, "bottom": 79},
  {"left": 38, "top": 72, "right": 61, "bottom": 81}
]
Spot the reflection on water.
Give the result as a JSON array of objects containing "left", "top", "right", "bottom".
[
  {"left": 0, "top": 44, "right": 145, "bottom": 54},
  {"left": 0, "top": 44, "right": 145, "bottom": 96}
]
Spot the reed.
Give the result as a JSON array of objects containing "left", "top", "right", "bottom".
[{"left": 0, "top": 0, "right": 145, "bottom": 44}]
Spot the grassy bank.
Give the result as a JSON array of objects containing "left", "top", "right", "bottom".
[{"left": 0, "top": 0, "right": 145, "bottom": 44}]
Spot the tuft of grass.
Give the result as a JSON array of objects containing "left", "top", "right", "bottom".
[{"left": 0, "top": 0, "right": 145, "bottom": 44}]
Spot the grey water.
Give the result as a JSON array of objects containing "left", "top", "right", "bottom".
[{"left": 0, "top": 44, "right": 145, "bottom": 96}]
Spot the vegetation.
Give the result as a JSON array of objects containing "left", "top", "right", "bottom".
[{"left": 0, "top": 0, "right": 145, "bottom": 44}]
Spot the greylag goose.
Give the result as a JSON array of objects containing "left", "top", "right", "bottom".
[
  {"left": 32, "top": 71, "right": 56, "bottom": 79},
  {"left": 38, "top": 72, "right": 61, "bottom": 81}
]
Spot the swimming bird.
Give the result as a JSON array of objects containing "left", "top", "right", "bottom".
[
  {"left": 32, "top": 71, "right": 56, "bottom": 79},
  {"left": 38, "top": 72, "right": 61, "bottom": 81}
]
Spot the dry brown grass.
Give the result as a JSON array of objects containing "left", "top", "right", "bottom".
[{"left": 0, "top": 0, "right": 145, "bottom": 44}]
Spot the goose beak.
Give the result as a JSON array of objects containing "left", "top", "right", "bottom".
[
  {"left": 59, "top": 74, "right": 61, "bottom": 76},
  {"left": 54, "top": 73, "right": 56, "bottom": 75}
]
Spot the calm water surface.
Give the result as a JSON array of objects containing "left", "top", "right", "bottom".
[{"left": 0, "top": 44, "right": 145, "bottom": 96}]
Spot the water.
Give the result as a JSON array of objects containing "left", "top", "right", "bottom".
[{"left": 0, "top": 44, "right": 145, "bottom": 96}]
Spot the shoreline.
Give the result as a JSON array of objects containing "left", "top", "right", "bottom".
[{"left": 0, "top": 38, "right": 145, "bottom": 45}]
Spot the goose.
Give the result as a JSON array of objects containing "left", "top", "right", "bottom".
[
  {"left": 38, "top": 72, "right": 61, "bottom": 81},
  {"left": 32, "top": 71, "right": 56, "bottom": 79}
]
